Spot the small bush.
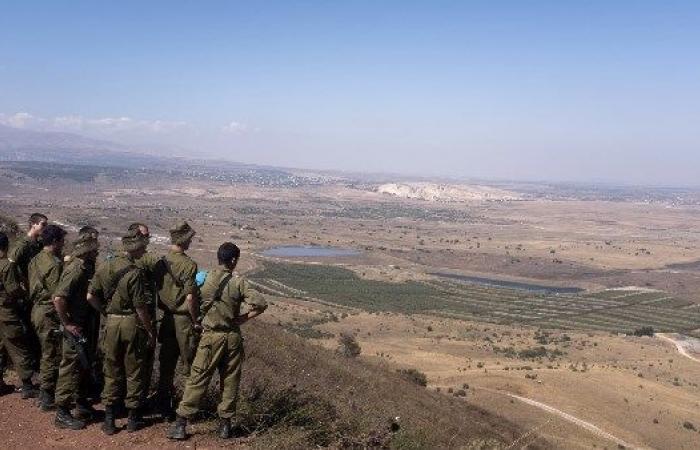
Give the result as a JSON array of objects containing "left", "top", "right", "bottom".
[
  {"left": 397, "top": 368, "right": 428, "bottom": 387},
  {"left": 633, "top": 326, "right": 655, "bottom": 337},
  {"left": 337, "top": 332, "right": 361, "bottom": 357}
]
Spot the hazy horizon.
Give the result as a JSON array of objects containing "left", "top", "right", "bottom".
[{"left": 1, "top": 1, "right": 699, "bottom": 186}]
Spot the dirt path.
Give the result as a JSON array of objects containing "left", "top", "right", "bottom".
[
  {"left": 476, "top": 387, "right": 643, "bottom": 449},
  {"left": 656, "top": 333, "right": 700, "bottom": 363}
]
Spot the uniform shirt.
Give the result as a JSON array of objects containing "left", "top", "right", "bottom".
[
  {"left": 53, "top": 257, "right": 92, "bottom": 324},
  {"left": 28, "top": 249, "right": 63, "bottom": 305},
  {"left": 0, "top": 257, "right": 23, "bottom": 308},
  {"left": 156, "top": 251, "right": 197, "bottom": 314},
  {"left": 200, "top": 269, "right": 266, "bottom": 332},
  {"left": 9, "top": 235, "right": 42, "bottom": 282},
  {"left": 89, "top": 254, "right": 147, "bottom": 315}
]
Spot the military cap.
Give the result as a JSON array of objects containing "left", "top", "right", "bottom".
[
  {"left": 122, "top": 229, "right": 149, "bottom": 252},
  {"left": 72, "top": 234, "right": 100, "bottom": 257},
  {"left": 78, "top": 225, "right": 100, "bottom": 239},
  {"left": 170, "top": 221, "right": 196, "bottom": 246}
]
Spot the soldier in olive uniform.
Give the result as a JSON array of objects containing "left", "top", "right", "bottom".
[
  {"left": 29, "top": 224, "right": 67, "bottom": 411},
  {"left": 53, "top": 234, "right": 100, "bottom": 430},
  {"left": 155, "top": 221, "right": 199, "bottom": 419},
  {"left": 128, "top": 222, "right": 160, "bottom": 403},
  {"left": 87, "top": 230, "right": 156, "bottom": 434},
  {"left": 168, "top": 242, "right": 267, "bottom": 440},
  {"left": 0, "top": 213, "right": 47, "bottom": 385},
  {"left": 0, "top": 232, "right": 38, "bottom": 398}
]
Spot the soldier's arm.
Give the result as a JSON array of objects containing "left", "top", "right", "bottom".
[
  {"left": 234, "top": 278, "right": 267, "bottom": 325},
  {"left": 86, "top": 267, "right": 107, "bottom": 315},
  {"left": 3, "top": 263, "right": 25, "bottom": 300},
  {"left": 53, "top": 267, "right": 82, "bottom": 336},
  {"left": 183, "top": 263, "right": 200, "bottom": 326}
]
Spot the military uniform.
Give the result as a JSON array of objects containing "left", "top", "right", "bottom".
[
  {"left": 156, "top": 249, "right": 198, "bottom": 397},
  {"left": 0, "top": 256, "right": 34, "bottom": 386},
  {"left": 1, "top": 234, "right": 42, "bottom": 378},
  {"left": 29, "top": 249, "right": 63, "bottom": 395},
  {"left": 54, "top": 256, "right": 96, "bottom": 410},
  {"left": 89, "top": 254, "right": 149, "bottom": 411},
  {"left": 176, "top": 270, "right": 266, "bottom": 419}
]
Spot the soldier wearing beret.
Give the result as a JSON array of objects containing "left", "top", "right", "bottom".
[
  {"left": 168, "top": 242, "right": 267, "bottom": 440},
  {"left": 53, "top": 234, "right": 100, "bottom": 430},
  {"left": 154, "top": 221, "right": 199, "bottom": 420},
  {"left": 87, "top": 230, "right": 156, "bottom": 434}
]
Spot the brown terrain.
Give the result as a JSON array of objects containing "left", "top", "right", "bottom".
[{"left": 1, "top": 161, "right": 700, "bottom": 449}]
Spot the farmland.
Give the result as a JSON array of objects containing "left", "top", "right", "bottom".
[{"left": 252, "top": 261, "right": 700, "bottom": 334}]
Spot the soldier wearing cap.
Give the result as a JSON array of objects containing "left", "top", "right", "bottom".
[
  {"left": 155, "top": 221, "right": 199, "bottom": 420},
  {"left": 168, "top": 242, "right": 267, "bottom": 440},
  {"left": 0, "top": 231, "right": 38, "bottom": 398},
  {"left": 127, "top": 222, "right": 160, "bottom": 403},
  {"left": 87, "top": 229, "right": 156, "bottom": 434},
  {"left": 29, "top": 224, "right": 67, "bottom": 411},
  {"left": 52, "top": 234, "right": 100, "bottom": 430}
]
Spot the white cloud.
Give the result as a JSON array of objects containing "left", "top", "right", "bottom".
[
  {"left": 0, "top": 112, "right": 188, "bottom": 134},
  {"left": 221, "top": 121, "right": 252, "bottom": 135}
]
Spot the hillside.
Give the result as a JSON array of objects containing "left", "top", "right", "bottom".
[{"left": 0, "top": 320, "right": 541, "bottom": 449}]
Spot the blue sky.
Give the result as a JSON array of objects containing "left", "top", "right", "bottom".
[{"left": 1, "top": 1, "right": 699, "bottom": 185}]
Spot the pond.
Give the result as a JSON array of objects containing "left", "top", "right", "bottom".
[
  {"left": 261, "top": 245, "right": 361, "bottom": 258},
  {"left": 430, "top": 272, "right": 584, "bottom": 294}
]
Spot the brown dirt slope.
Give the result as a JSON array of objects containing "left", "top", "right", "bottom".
[{"left": 0, "top": 321, "right": 543, "bottom": 449}]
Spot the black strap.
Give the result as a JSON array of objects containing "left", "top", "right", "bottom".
[
  {"left": 104, "top": 264, "right": 137, "bottom": 302},
  {"left": 200, "top": 273, "right": 232, "bottom": 319}
]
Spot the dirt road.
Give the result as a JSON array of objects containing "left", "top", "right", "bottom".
[{"left": 656, "top": 333, "right": 700, "bottom": 363}]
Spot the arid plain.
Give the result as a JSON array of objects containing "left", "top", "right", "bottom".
[{"left": 1, "top": 162, "right": 700, "bottom": 449}]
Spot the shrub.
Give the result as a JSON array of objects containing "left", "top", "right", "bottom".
[
  {"left": 397, "top": 368, "right": 428, "bottom": 387},
  {"left": 337, "top": 332, "right": 361, "bottom": 357},
  {"left": 633, "top": 326, "right": 655, "bottom": 337}
]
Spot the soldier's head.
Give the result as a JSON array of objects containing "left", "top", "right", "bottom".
[
  {"left": 78, "top": 225, "right": 99, "bottom": 239},
  {"left": 0, "top": 231, "right": 8, "bottom": 255},
  {"left": 128, "top": 222, "right": 150, "bottom": 241},
  {"left": 41, "top": 224, "right": 67, "bottom": 254},
  {"left": 217, "top": 242, "right": 240, "bottom": 270},
  {"left": 71, "top": 234, "right": 100, "bottom": 263},
  {"left": 122, "top": 229, "right": 149, "bottom": 259},
  {"left": 169, "top": 221, "right": 195, "bottom": 251},
  {"left": 28, "top": 213, "right": 48, "bottom": 238}
]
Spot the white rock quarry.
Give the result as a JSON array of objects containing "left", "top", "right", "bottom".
[{"left": 376, "top": 182, "right": 520, "bottom": 202}]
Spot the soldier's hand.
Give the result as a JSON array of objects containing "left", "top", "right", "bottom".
[{"left": 65, "top": 324, "right": 82, "bottom": 337}]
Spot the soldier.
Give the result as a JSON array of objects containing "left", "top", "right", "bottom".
[
  {"left": 127, "top": 222, "right": 159, "bottom": 403},
  {"left": 29, "top": 224, "right": 67, "bottom": 411},
  {"left": 87, "top": 229, "right": 156, "bottom": 434},
  {"left": 155, "top": 221, "right": 199, "bottom": 420},
  {"left": 0, "top": 232, "right": 38, "bottom": 398},
  {"left": 168, "top": 242, "right": 267, "bottom": 440},
  {"left": 1, "top": 213, "right": 47, "bottom": 381},
  {"left": 52, "top": 234, "right": 100, "bottom": 430}
]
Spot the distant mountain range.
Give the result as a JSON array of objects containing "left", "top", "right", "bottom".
[{"left": 0, "top": 124, "right": 167, "bottom": 167}]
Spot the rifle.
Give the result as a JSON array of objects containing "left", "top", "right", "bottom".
[{"left": 56, "top": 326, "right": 99, "bottom": 384}]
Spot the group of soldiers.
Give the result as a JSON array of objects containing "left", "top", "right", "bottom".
[{"left": 0, "top": 213, "right": 268, "bottom": 439}]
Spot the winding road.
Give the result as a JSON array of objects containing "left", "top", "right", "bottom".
[{"left": 656, "top": 333, "right": 700, "bottom": 363}]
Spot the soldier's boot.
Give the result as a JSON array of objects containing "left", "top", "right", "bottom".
[
  {"left": 20, "top": 379, "right": 39, "bottom": 399},
  {"left": 127, "top": 408, "right": 146, "bottom": 433},
  {"left": 75, "top": 401, "right": 98, "bottom": 422},
  {"left": 218, "top": 418, "right": 232, "bottom": 439},
  {"left": 102, "top": 405, "right": 117, "bottom": 436},
  {"left": 39, "top": 389, "right": 56, "bottom": 411},
  {"left": 166, "top": 416, "right": 188, "bottom": 440},
  {"left": 55, "top": 406, "right": 87, "bottom": 430}
]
